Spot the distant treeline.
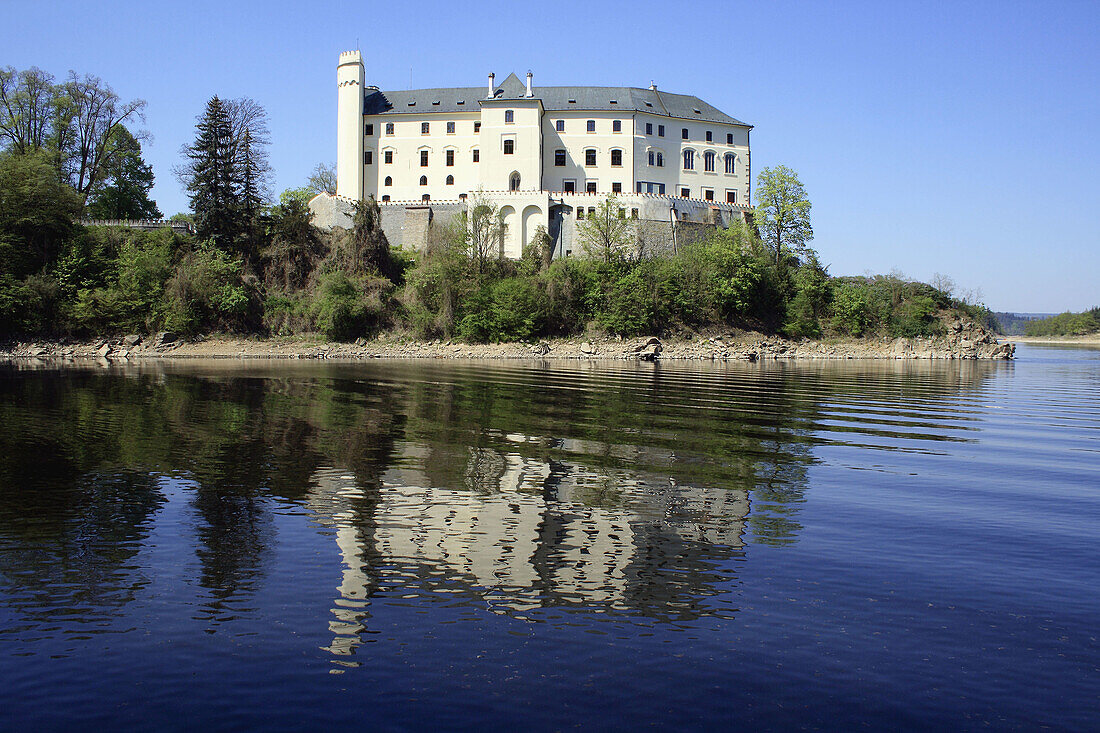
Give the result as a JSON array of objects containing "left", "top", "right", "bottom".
[{"left": 1022, "top": 308, "right": 1100, "bottom": 337}]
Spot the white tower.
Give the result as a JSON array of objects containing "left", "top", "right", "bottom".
[{"left": 336, "top": 50, "right": 365, "bottom": 200}]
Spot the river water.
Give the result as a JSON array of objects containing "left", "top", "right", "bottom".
[{"left": 0, "top": 345, "right": 1097, "bottom": 730}]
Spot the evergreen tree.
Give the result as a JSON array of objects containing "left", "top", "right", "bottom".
[
  {"left": 85, "top": 126, "right": 161, "bottom": 220},
  {"left": 182, "top": 96, "right": 238, "bottom": 250}
]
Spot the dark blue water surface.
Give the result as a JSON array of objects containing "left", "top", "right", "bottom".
[{"left": 1, "top": 344, "right": 1097, "bottom": 730}]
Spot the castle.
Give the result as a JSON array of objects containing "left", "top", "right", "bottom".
[{"left": 312, "top": 50, "right": 753, "bottom": 257}]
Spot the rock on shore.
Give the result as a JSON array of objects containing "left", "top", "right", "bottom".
[{"left": 0, "top": 318, "right": 1016, "bottom": 363}]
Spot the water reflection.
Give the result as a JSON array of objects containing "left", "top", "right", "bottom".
[{"left": 0, "top": 358, "right": 1005, "bottom": 667}]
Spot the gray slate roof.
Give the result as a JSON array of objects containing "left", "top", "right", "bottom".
[{"left": 363, "top": 71, "right": 749, "bottom": 127}]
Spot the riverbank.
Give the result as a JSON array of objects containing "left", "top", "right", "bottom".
[
  {"left": 1, "top": 322, "right": 1016, "bottom": 362},
  {"left": 1011, "top": 334, "right": 1100, "bottom": 345}
]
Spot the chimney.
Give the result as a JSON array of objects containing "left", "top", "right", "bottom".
[
  {"left": 525, "top": 71, "right": 533, "bottom": 98},
  {"left": 649, "top": 81, "right": 657, "bottom": 91},
  {"left": 488, "top": 72, "right": 495, "bottom": 98}
]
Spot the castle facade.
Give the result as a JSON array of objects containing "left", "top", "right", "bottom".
[{"left": 323, "top": 51, "right": 753, "bottom": 256}]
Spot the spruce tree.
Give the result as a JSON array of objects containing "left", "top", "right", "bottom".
[{"left": 184, "top": 96, "right": 238, "bottom": 251}]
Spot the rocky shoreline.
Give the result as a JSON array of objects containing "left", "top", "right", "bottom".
[{"left": 2, "top": 317, "right": 1015, "bottom": 362}]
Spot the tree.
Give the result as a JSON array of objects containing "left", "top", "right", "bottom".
[
  {"left": 307, "top": 162, "right": 337, "bottom": 195},
  {"left": 0, "top": 67, "right": 56, "bottom": 155},
  {"left": 754, "top": 165, "right": 813, "bottom": 266},
  {"left": 85, "top": 126, "right": 161, "bottom": 220},
  {"left": 577, "top": 194, "right": 634, "bottom": 262},
  {"left": 464, "top": 193, "right": 506, "bottom": 273},
  {"left": 181, "top": 96, "right": 238, "bottom": 251},
  {"left": 226, "top": 97, "right": 271, "bottom": 226},
  {"left": 0, "top": 150, "right": 82, "bottom": 277}
]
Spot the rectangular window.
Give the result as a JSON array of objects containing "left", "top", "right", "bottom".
[
  {"left": 610, "top": 149, "right": 622, "bottom": 166},
  {"left": 446, "top": 121, "right": 455, "bottom": 134},
  {"left": 727, "top": 133, "right": 734, "bottom": 145},
  {"left": 474, "top": 121, "right": 481, "bottom": 133},
  {"left": 446, "top": 149, "right": 454, "bottom": 166},
  {"left": 381, "top": 195, "right": 390, "bottom": 202},
  {"left": 658, "top": 124, "right": 665, "bottom": 137},
  {"left": 681, "top": 128, "right": 689, "bottom": 140},
  {"left": 586, "top": 181, "right": 597, "bottom": 193},
  {"left": 365, "top": 123, "right": 374, "bottom": 136},
  {"left": 505, "top": 110, "right": 514, "bottom": 123},
  {"left": 556, "top": 119, "right": 564, "bottom": 132},
  {"left": 648, "top": 150, "right": 654, "bottom": 166},
  {"left": 503, "top": 139, "right": 514, "bottom": 154},
  {"left": 704, "top": 189, "right": 714, "bottom": 201},
  {"left": 563, "top": 179, "right": 575, "bottom": 193},
  {"left": 472, "top": 149, "right": 480, "bottom": 162},
  {"left": 612, "top": 182, "right": 622, "bottom": 193},
  {"left": 726, "top": 190, "right": 737, "bottom": 203},
  {"left": 420, "top": 150, "right": 428, "bottom": 166},
  {"left": 587, "top": 119, "right": 595, "bottom": 133},
  {"left": 384, "top": 150, "right": 393, "bottom": 164},
  {"left": 613, "top": 120, "right": 621, "bottom": 133},
  {"left": 683, "top": 149, "right": 694, "bottom": 170},
  {"left": 385, "top": 122, "right": 394, "bottom": 135},
  {"left": 585, "top": 149, "right": 596, "bottom": 166},
  {"left": 577, "top": 207, "right": 584, "bottom": 219},
  {"left": 364, "top": 151, "right": 373, "bottom": 164},
  {"left": 645, "top": 122, "right": 653, "bottom": 135},
  {"left": 681, "top": 187, "right": 690, "bottom": 198},
  {"left": 588, "top": 207, "right": 595, "bottom": 216},
  {"left": 706, "top": 130, "right": 712, "bottom": 142},
  {"left": 618, "top": 207, "right": 626, "bottom": 219},
  {"left": 636, "top": 181, "right": 643, "bottom": 193},
  {"left": 631, "top": 208, "right": 639, "bottom": 219},
  {"left": 421, "top": 122, "right": 430, "bottom": 134},
  {"left": 555, "top": 149, "right": 566, "bottom": 166}
]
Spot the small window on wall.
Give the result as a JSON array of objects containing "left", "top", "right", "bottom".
[
  {"left": 681, "top": 128, "right": 688, "bottom": 140},
  {"left": 503, "top": 139, "right": 514, "bottom": 154},
  {"left": 648, "top": 150, "right": 654, "bottom": 166},
  {"left": 727, "top": 133, "right": 734, "bottom": 145},
  {"left": 385, "top": 122, "right": 394, "bottom": 135},
  {"left": 384, "top": 150, "right": 393, "bottom": 164},
  {"left": 726, "top": 190, "right": 737, "bottom": 203},
  {"left": 446, "top": 149, "right": 454, "bottom": 166},
  {"left": 422, "top": 194, "right": 430, "bottom": 201},
  {"left": 658, "top": 124, "right": 665, "bottom": 137},
  {"left": 704, "top": 189, "right": 714, "bottom": 201},
  {"left": 446, "top": 121, "right": 455, "bottom": 134},
  {"left": 446, "top": 175, "right": 454, "bottom": 185},
  {"left": 610, "top": 149, "right": 622, "bottom": 167},
  {"left": 384, "top": 176, "right": 392, "bottom": 186},
  {"left": 474, "top": 121, "right": 481, "bottom": 133},
  {"left": 612, "top": 182, "right": 621, "bottom": 193},
  {"left": 365, "top": 123, "right": 374, "bottom": 136},
  {"left": 555, "top": 149, "right": 566, "bottom": 166},
  {"left": 509, "top": 172, "right": 520, "bottom": 191},
  {"left": 420, "top": 175, "right": 428, "bottom": 186},
  {"left": 656, "top": 152, "right": 664, "bottom": 167},
  {"left": 421, "top": 122, "right": 430, "bottom": 134},
  {"left": 555, "top": 119, "right": 564, "bottom": 132},
  {"left": 505, "top": 110, "right": 514, "bottom": 123},
  {"left": 364, "top": 151, "right": 373, "bottom": 164},
  {"left": 706, "top": 130, "right": 712, "bottom": 142},
  {"left": 587, "top": 207, "right": 595, "bottom": 216},
  {"left": 585, "top": 148, "right": 596, "bottom": 166},
  {"left": 586, "top": 119, "right": 595, "bottom": 133},
  {"left": 420, "top": 150, "right": 429, "bottom": 166},
  {"left": 576, "top": 207, "right": 584, "bottom": 219},
  {"left": 630, "top": 208, "right": 639, "bottom": 219},
  {"left": 618, "top": 207, "right": 626, "bottom": 219},
  {"left": 472, "top": 148, "right": 480, "bottom": 162},
  {"left": 681, "top": 187, "right": 690, "bottom": 198},
  {"left": 645, "top": 122, "right": 653, "bottom": 135},
  {"left": 381, "top": 195, "right": 390, "bottom": 202},
  {"left": 586, "top": 182, "right": 597, "bottom": 194},
  {"left": 563, "top": 179, "right": 576, "bottom": 193},
  {"left": 613, "top": 120, "right": 621, "bottom": 133}
]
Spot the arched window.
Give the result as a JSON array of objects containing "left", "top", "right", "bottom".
[
  {"left": 683, "top": 149, "right": 694, "bottom": 170},
  {"left": 704, "top": 151, "right": 715, "bottom": 172},
  {"left": 419, "top": 175, "right": 427, "bottom": 186},
  {"left": 648, "top": 150, "right": 654, "bottom": 166},
  {"left": 446, "top": 175, "right": 454, "bottom": 185},
  {"left": 505, "top": 110, "right": 514, "bottom": 123},
  {"left": 610, "top": 149, "right": 622, "bottom": 167},
  {"left": 585, "top": 148, "right": 596, "bottom": 167},
  {"left": 503, "top": 139, "right": 514, "bottom": 155},
  {"left": 509, "top": 172, "right": 521, "bottom": 191},
  {"left": 724, "top": 153, "right": 736, "bottom": 174},
  {"left": 384, "top": 176, "right": 392, "bottom": 186},
  {"left": 656, "top": 152, "right": 664, "bottom": 167}
]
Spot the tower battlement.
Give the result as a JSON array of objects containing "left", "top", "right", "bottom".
[{"left": 338, "top": 50, "right": 362, "bottom": 67}]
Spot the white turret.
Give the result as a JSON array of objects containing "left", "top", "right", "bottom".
[{"left": 336, "top": 50, "right": 365, "bottom": 200}]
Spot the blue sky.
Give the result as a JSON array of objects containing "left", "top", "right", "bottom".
[{"left": 2, "top": 0, "right": 1097, "bottom": 312}]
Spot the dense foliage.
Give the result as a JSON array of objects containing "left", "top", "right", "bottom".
[{"left": 1024, "top": 308, "right": 1100, "bottom": 336}]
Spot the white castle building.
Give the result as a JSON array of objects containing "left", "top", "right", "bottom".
[{"left": 314, "top": 50, "right": 754, "bottom": 257}]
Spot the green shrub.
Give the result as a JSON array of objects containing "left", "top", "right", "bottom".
[{"left": 311, "top": 271, "right": 386, "bottom": 341}]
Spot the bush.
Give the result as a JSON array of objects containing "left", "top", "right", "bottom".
[
  {"left": 311, "top": 271, "right": 387, "bottom": 341},
  {"left": 164, "top": 239, "right": 256, "bottom": 334}
]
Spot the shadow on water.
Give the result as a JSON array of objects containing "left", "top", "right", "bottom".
[{"left": 0, "top": 357, "right": 1006, "bottom": 668}]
